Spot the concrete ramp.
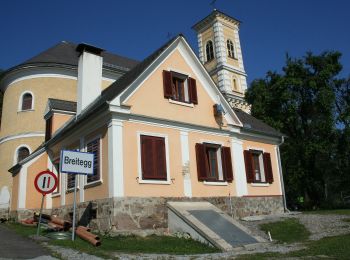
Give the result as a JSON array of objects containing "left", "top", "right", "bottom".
[{"left": 167, "top": 201, "right": 265, "bottom": 251}]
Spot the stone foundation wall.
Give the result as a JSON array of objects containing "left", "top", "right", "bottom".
[{"left": 10, "top": 196, "right": 284, "bottom": 232}]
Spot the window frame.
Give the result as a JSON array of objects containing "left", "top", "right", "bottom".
[
  {"left": 196, "top": 140, "right": 233, "bottom": 185},
  {"left": 137, "top": 132, "right": 171, "bottom": 185},
  {"left": 227, "top": 39, "right": 236, "bottom": 59},
  {"left": 84, "top": 135, "right": 103, "bottom": 188},
  {"left": 14, "top": 145, "right": 31, "bottom": 164},
  {"left": 66, "top": 147, "right": 80, "bottom": 192},
  {"left": 52, "top": 158, "right": 61, "bottom": 196},
  {"left": 250, "top": 149, "right": 266, "bottom": 183},
  {"left": 18, "top": 91, "right": 34, "bottom": 112},
  {"left": 171, "top": 72, "right": 190, "bottom": 103},
  {"left": 205, "top": 40, "right": 215, "bottom": 62}
]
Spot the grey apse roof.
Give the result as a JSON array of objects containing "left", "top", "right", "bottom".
[{"left": 21, "top": 41, "right": 139, "bottom": 72}]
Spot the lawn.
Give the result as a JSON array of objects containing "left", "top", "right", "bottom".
[
  {"left": 237, "top": 233, "right": 350, "bottom": 260},
  {"left": 303, "top": 209, "right": 350, "bottom": 215},
  {"left": 259, "top": 218, "right": 310, "bottom": 243},
  {"left": 3, "top": 222, "right": 219, "bottom": 256}
]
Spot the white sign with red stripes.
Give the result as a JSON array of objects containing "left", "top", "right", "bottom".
[{"left": 34, "top": 170, "right": 58, "bottom": 195}]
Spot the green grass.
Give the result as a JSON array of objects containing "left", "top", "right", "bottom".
[
  {"left": 343, "top": 218, "right": 350, "bottom": 222},
  {"left": 3, "top": 222, "right": 38, "bottom": 237},
  {"left": 50, "top": 234, "right": 220, "bottom": 256},
  {"left": 303, "top": 209, "right": 350, "bottom": 215},
  {"left": 237, "top": 233, "right": 350, "bottom": 260},
  {"left": 259, "top": 218, "right": 310, "bottom": 243}
]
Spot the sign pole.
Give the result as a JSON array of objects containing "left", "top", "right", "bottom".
[
  {"left": 71, "top": 173, "right": 78, "bottom": 241},
  {"left": 36, "top": 194, "right": 45, "bottom": 236}
]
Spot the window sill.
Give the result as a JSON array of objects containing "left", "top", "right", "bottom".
[
  {"left": 168, "top": 99, "right": 194, "bottom": 108},
  {"left": 17, "top": 109, "right": 35, "bottom": 113},
  {"left": 66, "top": 187, "right": 79, "bottom": 194},
  {"left": 203, "top": 181, "right": 228, "bottom": 186},
  {"left": 84, "top": 180, "right": 103, "bottom": 189},
  {"left": 52, "top": 193, "right": 61, "bottom": 198},
  {"left": 251, "top": 183, "right": 270, "bottom": 187},
  {"left": 138, "top": 179, "right": 171, "bottom": 185}
]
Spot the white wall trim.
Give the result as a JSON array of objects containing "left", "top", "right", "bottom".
[
  {"left": 0, "top": 132, "right": 44, "bottom": 145},
  {"left": 180, "top": 131, "right": 192, "bottom": 197},
  {"left": 137, "top": 131, "right": 171, "bottom": 185},
  {"left": 108, "top": 119, "right": 124, "bottom": 197},
  {"left": 231, "top": 138, "right": 248, "bottom": 196},
  {"left": 45, "top": 158, "right": 53, "bottom": 209},
  {"left": 17, "top": 152, "right": 44, "bottom": 209},
  {"left": 204, "top": 181, "right": 228, "bottom": 186},
  {"left": 18, "top": 90, "right": 35, "bottom": 112},
  {"left": 13, "top": 144, "right": 32, "bottom": 165}
]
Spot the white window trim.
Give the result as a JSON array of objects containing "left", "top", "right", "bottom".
[
  {"left": 200, "top": 140, "right": 227, "bottom": 182},
  {"left": 168, "top": 99, "right": 194, "bottom": 107},
  {"left": 249, "top": 148, "right": 267, "bottom": 183},
  {"left": 84, "top": 135, "right": 103, "bottom": 187},
  {"left": 18, "top": 91, "right": 35, "bottom": 112},
  {"left": 167, "top": 68, "right": 191, "bottom": 77},
  {"left": 251, "top": 183, "right": 270, "bottom": 187},
  {"left": 137, "top": 131, "right": 171, "bottom": 185},
  {"left": 204, "top": 181, "right": 228, "bottom": 186},
  {"left": 13, "top": 144, "right": 31, "bottom": 165},
  {"left": 51, "top": 157, "right": 61, "bottom": 197},
  {"left": 205, "top": 39, "right": 215, "bottom": 62}
]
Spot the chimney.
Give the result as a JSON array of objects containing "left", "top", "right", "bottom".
[{"left": 76, "top": 43, "right": 104, "bottom": 115}]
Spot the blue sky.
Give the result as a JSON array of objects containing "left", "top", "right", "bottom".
[{"left": 1, "top": 0, "right": 349, "bottom": 84}]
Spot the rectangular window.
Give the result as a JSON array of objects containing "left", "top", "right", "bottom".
[
  {"left": 86, "top": 138, "right": 100, "bottom": 184},
  {"left": 244, "top": 150, "right": 274, "bottom": 184},
  {"left": 140, "top": 135, "right": 167, "bottom": 181},
  {"left": 163, "top": 70, "right": 198, "bottom": 104},
  {"left": 195, "top": 143, "right": 233, "bottom": 182},
  {"left": 67, "top": 173, "right": 76, "bottom": 190}
]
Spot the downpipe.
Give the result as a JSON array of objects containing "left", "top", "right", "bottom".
[{"left": 277, "top": 136, "right": 290, "bottom": 213}]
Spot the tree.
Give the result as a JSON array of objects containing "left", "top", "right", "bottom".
[{"left": 246, "top": 52, "right": 347, "bottom": 208}]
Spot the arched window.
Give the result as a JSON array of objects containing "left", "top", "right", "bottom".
[
  {"left": 232, "top": 76, "right": 240, "bottom": 91},
  {"left": 227, "top": 39, "right": 235, "bottom": 59},
  {"left": 206, "top": 41, "right": 214, "bottom": 62},
  {"left": 21, "top": 93, "right": 33, "bottom": 110},
  {"left": 17, "top": 147, "right": 30, "bottom": 163}
]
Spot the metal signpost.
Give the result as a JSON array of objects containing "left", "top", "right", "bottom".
[
  {"left": 34, "top": 170, "right": 58, "bottom": 236},
  {"left": 60, "top": 150, "right": 94, "bottom": 241}
]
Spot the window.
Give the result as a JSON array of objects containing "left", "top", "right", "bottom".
[
  {"left": 53, "top": 161, "right": 60, "bottom": 194},
  {"left": 206, "top": 41, "right": 214, "bottom": 62},
  {"left": 232, "top": 77, "right": 240, "bottom": 91},
  {"left": 163, "top": 71, "right": 198, "bottom": 104},
  {"left": 140, "top": 135, "right": 167, "bottom": 181},
  {"left": 244, "top": 150, "right": 274, "bottom": 183},
  {"left": 67, "top": 173, "right": 76, "bottom": 190},
  {"left": 227, "top": 39, "right": 235, "bottom": 59},
  {"left": 17, "top": 147, "right": 30, "bottom": 163},
  {"left": 45, "top": 116, "right": 52, "bottom": 142},
  {"left": 21, "top": 93, "right": 33, "bottom": 111},
  {"left": 86, "top": 138, "right": 101, "bottom": 184},
  {"left": 195, "top": 143, "right": 233, "bottom": 182}
]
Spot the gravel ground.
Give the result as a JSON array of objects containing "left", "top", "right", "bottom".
[{"left": 42, "top": 212, "right": 350, "bottom": 259}]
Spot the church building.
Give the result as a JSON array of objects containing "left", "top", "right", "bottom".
[{"left": 0, "top": 10, "right": 285, "bottom": 230}]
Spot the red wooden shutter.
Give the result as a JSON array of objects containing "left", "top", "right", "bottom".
[
  {"left": 154, "top": 137, "right": 167, "bottom": 180},
  {"left": 221, "top": 146, "right": 233, "bottom": 182},
  {"left": 141, "top": 135, "right": 155, "bottom": 179},
  {"left": 195, "top": 143, "right": 209, "bottom": 181},
  {"left": 263, "top": 153, "right": 274, "bottom": 183},
  {"left": 243, "top": 150, "right": 254, "bottom": 183},
  {"left": 188, "top": 77, "right": 198, "bottom": 104},
  {"left": 163, "top": 70, "right": 173, "bottom": 98},
  {"left": 22, "top": 93, "right": 32, "bottom": 110}
]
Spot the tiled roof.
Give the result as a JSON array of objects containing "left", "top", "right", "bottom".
[
  {"left": 233, "top": 109, "right": 282, "bottom": 137},
  {"left": 21, "top": 41, "right": 139, "bottom": 71}
]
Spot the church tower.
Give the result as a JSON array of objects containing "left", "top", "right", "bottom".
[{"left": 192, "top": 10, "right": 250, "bottom": 113}]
